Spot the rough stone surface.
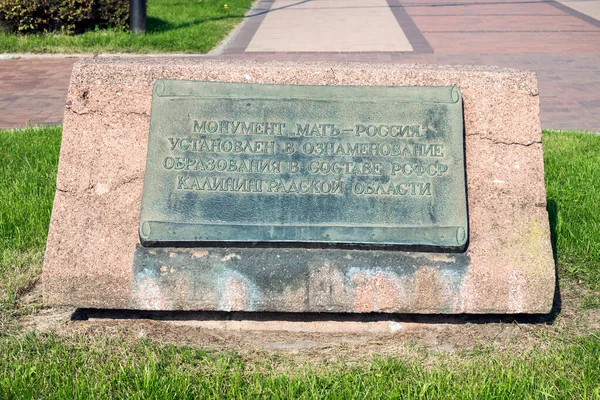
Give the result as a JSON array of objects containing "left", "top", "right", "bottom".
[{"left": 42, "top": 58, "right": 555, "bottom": 314}]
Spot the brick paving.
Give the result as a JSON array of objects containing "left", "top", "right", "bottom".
[
  {"left": 0, "top": 0, "right": 599, "bottom": 130},
  {"left": 220, "top": 0, "right": 600, "bottom": 131},
  {"left": 0, "top": 58, "right": 77, "bottom": 128}
]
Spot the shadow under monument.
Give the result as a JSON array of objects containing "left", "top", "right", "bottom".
[{"left": 71, "top": 306, "right": 560, "bottom": 325}]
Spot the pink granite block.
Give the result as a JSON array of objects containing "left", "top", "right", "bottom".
[{"left": 42, "top": 58, "right": 555, "bottom": 314}]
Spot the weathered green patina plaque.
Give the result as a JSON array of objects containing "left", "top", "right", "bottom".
[{"left": 139, "top": 80, "right": 468, "bottom": 249}]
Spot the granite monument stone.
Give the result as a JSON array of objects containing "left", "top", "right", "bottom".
[{"left": 42, "top": 59, "right": 555, "bottom": 315}]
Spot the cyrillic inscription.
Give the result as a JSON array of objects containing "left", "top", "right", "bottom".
[{"left": 140, "top": 81, "right": 468, "bottom": 248}]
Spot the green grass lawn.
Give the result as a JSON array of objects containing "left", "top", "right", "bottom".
[
  {"left": 544, "top": 131, "right": 600, "bottom": 292},
  {"left": 0, "top": 333, "right": 598, "bottom": 398},
  {"left": 0, "top": 126, "right": 61, "bottom": 328},
  {"left": 0, "top": 0, "right": 253, "bottom": 53},
  {"left": 0, "top": 127, "right": 599, "bottom": 398}
]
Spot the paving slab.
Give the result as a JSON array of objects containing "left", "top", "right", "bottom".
[
  {"left": 557, "top": 0, "right": 600, "bottom": 22},
  {"left": 245, "top": 0, "right": 413, "bottom": 52}
]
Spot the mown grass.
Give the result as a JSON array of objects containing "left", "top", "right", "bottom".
[
  {"left": 0, "top": 127, "right": 599, "bottom": 398},
  {"left": 0, "top": 333, "right": 598, "bottom": 398},
  {"left": 0, "top": 126, "right": 61, "bottom": 327},
  {"left": 0, "top": 0, "right": 252, "bottom": 53},
  {"left": 544, "top": 131, "right": 600, "bottom": 291}
]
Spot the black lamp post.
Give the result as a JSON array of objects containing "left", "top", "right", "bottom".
[{"left": 130, "top": 0, "right": 146, "bottom": 34}]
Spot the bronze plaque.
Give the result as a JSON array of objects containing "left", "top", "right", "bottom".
[{"left": 139, "top": 80, "right": 468, "bottom": 249}]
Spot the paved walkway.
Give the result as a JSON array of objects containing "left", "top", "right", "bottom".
[
  {"left": 1, "top": 0, "right": 599, "bottom": 130},
  {"left": 0, "top": 58, "right": 76, "bottom": 128}
]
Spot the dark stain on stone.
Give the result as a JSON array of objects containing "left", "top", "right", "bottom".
[{"left": 130, "top": 245, "right": 470, "bottom": 313}]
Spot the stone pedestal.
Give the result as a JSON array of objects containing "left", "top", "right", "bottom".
[{"left": 42, "top": 59, "right": 555, "bottom": 314}]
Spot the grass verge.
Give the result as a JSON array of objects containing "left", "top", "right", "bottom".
[
  {"left": 0, "top": 127, "right": 598, "bottom": 397},
  {"left": 0, "top": 0, "right": 252, "bottom": 53},
  {"left": 0, "top": 332, "right": 598, "bottom": 398},
  {"left": 544, "top": 130, "right": 600, "bottom": 292},
  {"left": 0, "top": 126, "right": 61, "bottom": 328}
]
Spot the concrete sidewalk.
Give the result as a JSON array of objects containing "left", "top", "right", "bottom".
[{"left": 1, "top": 0, "right": 599, "bottom": 130}]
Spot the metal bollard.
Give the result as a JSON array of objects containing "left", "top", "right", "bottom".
[{"left": 130, "top": 0, "right": 147, "bottom": 34}]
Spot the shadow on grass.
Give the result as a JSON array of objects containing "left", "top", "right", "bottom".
[
  {"left": 70, "top": 306, "right": 561, "bottom": 325},
  {"left": 146, "top": 14, "right": 248, "bottom": 34},
  {"left": 145, "top": 0, "right": 314, "bottom": 33},
  {"left": 546, "top": 198, "right": 562, "bottom": 320},
  {"left": 547, "top": 199, "right": 559, "bottom": 264},
  {"left": 146, "top": 17, "right": 174, "bottom": 33}
]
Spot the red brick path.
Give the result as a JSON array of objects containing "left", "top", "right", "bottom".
[
  {"left": 0, "top": 0, "right": 599, "bottom": 131},
  {"left": 0, "top": 58, "right": 76, "bottom": 129},
  {"left": 219, "top": 0, "right": 600, "bottom": 131}
]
